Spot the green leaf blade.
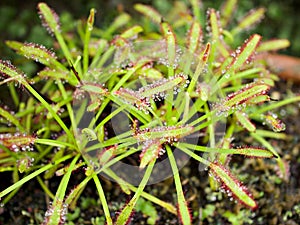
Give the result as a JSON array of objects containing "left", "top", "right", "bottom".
[{"left": 209, "top": 163, "right": 257, "bottom": 210}]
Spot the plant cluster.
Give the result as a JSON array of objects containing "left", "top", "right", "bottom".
[{"left": 0, "top": 0, "right": 299, "bottom": 224}]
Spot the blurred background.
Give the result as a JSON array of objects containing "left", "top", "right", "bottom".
[{"left": 0, "top": 0, "right": 299, "bottom": 60}]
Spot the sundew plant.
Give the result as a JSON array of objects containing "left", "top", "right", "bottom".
[{"left": 0, "top": 1, "right": 299, "bottom": 224}]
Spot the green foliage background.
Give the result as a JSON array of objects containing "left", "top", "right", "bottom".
[{"left": 0, "top": 0, "right": 299, "bottom": 62}]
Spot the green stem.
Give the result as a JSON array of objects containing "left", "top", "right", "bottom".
[
  {"left": 115, "top": 160, "right": 156, "bottom": 225},
  {"left": 21, "top": 80, "right": 76, "bottom": 146},
  {"left": 37, "top": 175, "right": 55, "bottom": 200},
  {"left": 92, "top": 174, "right": 113, "bottom": 225},
  {"left": 8, "top": 83, "right": 19, "bottom": 107},
  {"left": 166, "top": 146, "right": 191, "bottom": 225},
  {"left": 0, "top": 154, "right": 73, "bottom": 199},
  {"left": 250, "top": 95, "right": 300, "bottom": 116}
]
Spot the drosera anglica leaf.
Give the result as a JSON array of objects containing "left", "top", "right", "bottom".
[
  {"left": 5, "top": 40, "right": 61, "bottom": 67},
  {"left": 220, "top": 0, "right": 238, "bottom": 27},
  {"left": 65, "top": 176, "right": 92, "bottom": 210},
  {"left": 207, "top": 8, "right": 229, "bottom": 60},
  {"left": 257, "top": 39, "right": 290, "bottom": 52},
  {"left": 38, "top": 2, "right": 61, "bottom": 35},
  {"left": 138, "top": 73, "right": 188, "bottom": 100},
  {"left": 38, "top": 68, "right": 79, "bottom": 86},
  {"left": 120, "top": 25, "right": 144, "bottom": 39},
  {"left": 82, "top": 128, "right": 97, "bottom": 141},
  {"left": 0, "top": 133, "right": 36, "bottom": 152},
  {"left": 106, "top": 13, "right": 131, "bottom": 36},
  {"left": 218, "top": 34, "right": 262, "bottom": 83},
  {"left": 228, "top": 34, "right": 262, "bottom": 73},
  {"left": 20, "top": 42, "right": 62, "bottom": 68},
  {"left": 135, "top": 125, "right": 194, "bottom": 143},
  {"left": 17, "top": 156, "right": 35, "bottom": 173},
  {"left": 139, "top": 140, "right": 162, "bottom": 169},
  {"left": 161, "top": 22, "right": 177, "bottom": 72},
  {"left": 207, "top": 8, "right": 221, "bottom": 41},
  {"left": 190, "top": 0, "right": 201, "bottom": 21},
  {"left": 234, "top": 146, "right": 274, "bottom": 158},
  {"left": 179, "top": 143, "right": 274, "bottom": 158},
  {"left": 187, "top": 43, "right": 210, "bottom": 94},
  {"left": 186, "top": 21, "right": 202, "bottom": 54},
  {"left": 264, "top": 113, "right": 286, "bottom": 132},
  {"left": 80, "top": 82, "right": 108, "bottom": 95},
  {"left": 235, "top": 111, "right": 256, "bottom": 132},
  {"left": 209, "top": 162, "right": 257, "bottom": 210},
  {"left": 231, "top": 8, "right": 265, "bottom": 35},
  {"left": 98, "top": 145, "right": 118, "bottom": 166},
  {"left": 0, "top": 60, "right": 25, "bottom": 80},
  {"left": 113, "top": 88, "right": 150, "bottom": 112},
  {"left": 134, "top": 4, "right": 162, "bottom": 24},
  {"left": 214, "top": 81, "right": 270, "bottom": 116}
]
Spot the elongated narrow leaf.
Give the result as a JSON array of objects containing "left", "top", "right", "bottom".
[
  {"left": 65, "top": 179, "right": 90, "bottom": 210},
  {"left": 135, "top": 125, "right": 194, "bottom": 143},
  {"left": 38, "top": 2, "right": 61, "bottom": 35},
  {"left": 187, "top": 21, "right": 202, "bottom": 54},
  {"left": 190, "top": 0, "right": 201, "bottom": 21},
  {"left": 187, "top": 43, "right": 211, "bottom": 93},
  {"left": 120, "top": 25, "right": 144, "bottom": 39},
  {"left": 228, "top": 34, "right": 261, "bottom": 72},
  {"left": 140, "top": 140, "right": 162, "bottom": 168},
  {"left": 264, "top": 113, "right": 286, "bottom": 132},
  {"left": 234, "top": 146, "right": 274, "bottom": 158},
  {"left": 214, "top": 81, "right": 270, "bottom": 116},
  {"left": 98, "top": 145, "right": 118, "bottom": 166},
  {"left": 38, "top": 68, "right": 78, "bottom": 86},
  {"left": 181, "top": 143, "right": 274, "bottom": 158},
  {"left": 161, "top": 22, "right": 176, "bottom": 71},
  {"left": 221, "top": 0, "right": 238, "bottom": 26},
  {"left": 209, "top": 163, "right": 257, "bottom": 209},
  {"left": 207, "top": 9, "right": 229, "bottom": 59},
  {"left": 138, "top": 73, "right": 187, "bottom": 99},
  {"left": 232, "top": 8, "right": 265, "bottom": 35},
  {"left": 207, "top": 8, "right": 221, "bottom": 41},
  {"left": 115, "top": 160, "right": 155, "bottom": 225},
  {"left": 113, "top": 88, "right": 150, "bottom": 111},
  {"left": 166, "top": 147, "right": 191, "bottom": 225},
  {"left": 0, "top": 106, "right": 25, "bottom": 132},
  {"left": 257, "top": 39, "right": 290, "bottom": 52},
  {"left": 107, "top": 13, "right": 131, "bottom": 35},
  {"left": 0, "top": 133, "right": 35, "bottom": 152},
  {"left": 235, "top": 111, "right": 256, "bottom": 132},
  {"left": 0, "top": 60, "right": 25, "bottom": 79},
  {"left": 21, "top": 42, "right": 60, "bottom": 67},
  {"left": 134, "top": 4, "right": 162, "bottom": 24},
  {"left": 80, "top": 83, "right": 107, "bottom": 95},
  {"left": 43, "top": 155, "right": 80, "bottom": 225}
]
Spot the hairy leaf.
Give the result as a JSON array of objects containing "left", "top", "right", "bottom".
[
  {"left": 134, "top": 4, "right": 162, "bottom": 24},
  {"left": 209, "top": 163, "right": 257, "bottom": 209},
  {"left": 38, "top": 2, "right": 61, "bottom": 35}
]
